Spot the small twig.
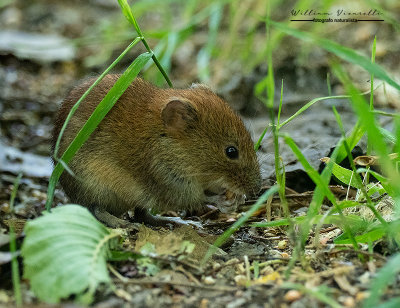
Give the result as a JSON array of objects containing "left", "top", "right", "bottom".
[
  {"left": 319, "top": 226, "right": 339, "bottom": 234},
  {"left": 108, "top": 264, "right": 237, "bottom": 292},
  {"left": 175, "top": 265, "right": 201, "bottom": 285},
  {"left": 199, "top": 208, "right": 219, "bottom": 220},
  {"left": 244, "top": 255, "right": 251, "bottom": 281},
  {"left": 249, "top": 259, "right": 288, "bottom": 270},
  {"left": 150, "top": 255, "right": 202, "bottom": 274},
  {"left": 329, "top": 249, "right": 386, "bottom": 261},
  {"left": 205, "top": 257, "right": 289, "bottom": 276}
]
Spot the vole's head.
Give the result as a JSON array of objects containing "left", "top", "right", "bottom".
[{"left": 160, "top": 86, "right": 262, "bottom": 212}]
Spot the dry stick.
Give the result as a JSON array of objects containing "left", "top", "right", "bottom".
[
  {"left": 244, "top": 255, "right": 251, "bottom": 281},
  {"left": 150, "top": 255, "right": 202, "bottom": 274},
  {"left": 329, "top": 249, "right": 386, "bottom": 261},
  {"left": 248, "top": 259, "right": 288, "bottom": 271},
  {"left": 206, "top": 258, "right": 289, "bottom": 276},
  {"left": 108, "top": 264, "right": 237, "bottom": 292}
]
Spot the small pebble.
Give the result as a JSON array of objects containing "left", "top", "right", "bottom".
[
  {"left": 281, "top": 252, "right": 289, "bottom": 259},
  {"left": 225, "top": 258, "right": 239, "bottom": 265},
  {"left": 355, "top": 291, "right": 369, "bottom": 302},
  {"left": 284, "top": 290, "right": 302, "bottom": 302},
  {"left": 199, "top": 298, "right": 208, "bottom": 308},
  {"left": 212, "top": 262, "right": 221, "bottom": 270},
  {"left": 343, "top": 296, "right": 355, "bottom": 308},
  {"left": 277, "top": 240, "right": 287, "bottom": 250},
  {"left": 234, "top": 274, "right": 247, "bottom": 285},
  {"left": 203, "top": 276, "right": 215, "bottom": 285}
]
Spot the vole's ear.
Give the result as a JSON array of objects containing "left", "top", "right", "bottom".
[{"left": 161, "top": 99, "right": 198, "bottom": 134}]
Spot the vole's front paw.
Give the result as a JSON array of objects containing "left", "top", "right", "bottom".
[
  {"left": 155, "top": 216, "right": 203, "bottom": 229},
  {"left": 94, "top": 207, "right": 136, "bottom": 229},
  {"left": 205, "top": 190, "right": 245, "bottom": 214}
]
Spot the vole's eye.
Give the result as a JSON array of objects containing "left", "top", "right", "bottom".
[{"left": 225, "top": 146, "right": 239, "bottom": 160}]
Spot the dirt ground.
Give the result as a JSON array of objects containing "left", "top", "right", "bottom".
[{"left": 1, "top": 1, "right": 399, "bottom": 307}]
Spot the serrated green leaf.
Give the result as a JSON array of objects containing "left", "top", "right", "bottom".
[{"left": 21, "top": 205, "right": 120, "bottom": 304}]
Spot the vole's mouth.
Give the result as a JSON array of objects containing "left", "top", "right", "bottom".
[
  {"left": 203, "top": 186, "right": 247, "bottom": 214},
  {"left": 204, "top": 188, "right": 225, "bottom": 197}
]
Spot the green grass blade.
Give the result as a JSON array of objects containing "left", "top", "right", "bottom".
[
  {"left": 117, "top": 0, "right": 172, "bottom": 87},
  {"left": 369, "top": 35, "right": 376, "bottom": 110},
  {"left": 254, "top": 125, "right": 269, "bottom": 151},
  {"left": 268, "top": 20, "right": 400, "bottom": 91},
  {"left": 117, "top": 0, "right": 142, "bottom": 35},
  {"left": 283, "top": 135, "right": 337, "bottom": 204},
  {"left": 201, "top": 185, "right": 279, "bottom": 265},
  {"left": 371, "top": 298, "right": 400, "bottom": 308},
  {"left": 335, "top": 227, "right": 385, "bottom": 244},
  {"left": 283, "top": 134, "right": 359, "bottom": 250},
  {"left": 252, "top": 213, "right": 366, "bottom": 229},
  {"left": 332, "top": 63, "right": 400, "bottom": 197},
  {"left": 363, "top": 253, "right": 400, "bottom": 308},
  {"left": 277, "top": 79, "right": 284, "bottom": 126},
  {"left": 53, "top": 38, "right": 141, "bottom": 159},
  {"left": 9, "top": 173, "right": 23, "bottom": 307},
  {"left": 357, "top": 168, "right": 394, "bottom": 196},
  {"left": 333, "top": 105, "right": 387, "bottom": 226},
  {"left": 282, "top": 283, "right": 342, "bottom": 308},
  {"left": 336, "top": 121, "right": 365, "bottom": 163},
  {"left": 378, "top": 127, "right": 397, "bottom": 144},
  {"left": 46, "top": 52, "right": 153, "bottom": 210},
  {"left": 278, "top": 95, "right": 350, "bottom": 129},
  {"left": 327, "top": 72, "right": 332, "bottom": 96},
  {"left": 368, "top": 36, "right": 377, "bottom": 156},
  {"left": 197, "top": 3, "right": 222, "bottom": 82}
]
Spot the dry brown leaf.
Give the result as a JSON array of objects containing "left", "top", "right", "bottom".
[{"left": 134, "top": 225, "right": 225, "bottom": 262}]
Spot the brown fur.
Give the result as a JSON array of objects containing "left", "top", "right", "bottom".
[{"left": 52, "top": 75, "right": 261, "bottom": 226}]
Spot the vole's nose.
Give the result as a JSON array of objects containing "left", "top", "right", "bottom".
[{"left": 245, "top": 174, "right": 262, "bottom": 199}]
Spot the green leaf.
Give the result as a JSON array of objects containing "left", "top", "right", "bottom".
[
  {"left": 329, "top": 161, "right": 362, "bottom": 189},
  {"left": 21, "top": 205, "right": 121, "bottom": 304},
  {"left": 334, "top": 227, "right": 385, "bottom": 244},
  {"left": 252, "top": 214, "right": 366, "bottom": 231},
  {"left": 278, "top": 95, "right": 351, "bottom": 129},
  {"left": 379, "top": 127, "right": 397, "bottom": 144},
  {"left": 336, "top": 121, "right": 365, "bottom": 163},
  {"left": 137, "top": 243, "right": 161, "bottom": 276},
  {"left": 370, "top": 298, "right": 400, "bottom": 308},
  {"left": 357, "top": 168, "right": 393, "bottom": 196},
  {"left": 117, "top": 0, "right": 141, "bottom": 34}
]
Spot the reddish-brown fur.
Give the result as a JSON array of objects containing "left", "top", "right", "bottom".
[{"left": 53, "top": 75, "right": 261, "bottom": 227}]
